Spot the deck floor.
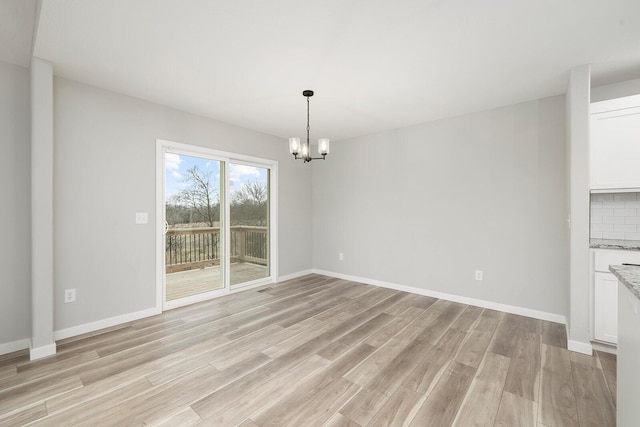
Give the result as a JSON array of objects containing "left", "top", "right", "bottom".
[{"left": 165, "top": 262, "right": 268, "bottom": 301}]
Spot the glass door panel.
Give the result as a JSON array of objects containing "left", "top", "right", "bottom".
[
  {"left": 164, "top": 153, "right": 224, "bottom": 301},
  {"left": 229, "top": 163, "right": 270, "bottom": 287}
]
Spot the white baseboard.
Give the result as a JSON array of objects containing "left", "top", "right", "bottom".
[
  {"left": 313, "top": 269, "right": 567, "bottom": 325},
  {"left": 568, "top": 340, "right": 593, "bottom": 355},
  {"left": 278, "top": 269, "right": 314, "bottom": 283},
  {"left": 591, "top": 340, "right": 616, "bottom": 355},
  {"left": 0, "top": 338, "right": 30, "bottom": 356},
  {"left": 30, "top": 342, "right": 57, "bottom": 360},
  {"left": 54, "top": 307, "right": 161, "bottom": 341}
]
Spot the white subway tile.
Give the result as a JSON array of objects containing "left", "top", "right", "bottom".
[
  {"left": 591, "top": 201, "right": 603, "bottom": 208},
  {"left": 592, "top": 208, "right": 614, "bottom": 217},
  {"left": 595, "top": 193, "right": 614, "bottom": 202},
  {"left": 625, "top": 232, "right": 640, "bottom": 241},
  {"left": 592, "top": 223, "right": 614, "bottom": 232},
  {"left": 603, "top": 231, "right": 626, "bottom": 239},
  {"left": 603, "top": 201, "right": 626, "bottom": 208},
  {"left": 591, "top": 216, "right": 603, "bottom": 224},
  {"left": 626, "top": 217, "right": 640, "bottom": 224},
  {"left": 603, "top": 216, "right": 625, "bottom": 224},
  {"left": 614, "top": 208, "right": 637, "bottom": 217},
  {"left": 624, "top": 200, "right": 640, "bottom": 208},
  {"left": 614, "top": 224, "right": 638, "bottom": 232},
  {"left": 614, "top": 193, "right": 638, "bottom": 202},
  {"left": 591, "top": 231, "right": 603, "bottom": 239}
]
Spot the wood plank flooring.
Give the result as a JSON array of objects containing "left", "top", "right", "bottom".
[{"left": 0, "top": 274, "right": 616, "bottom": 426}]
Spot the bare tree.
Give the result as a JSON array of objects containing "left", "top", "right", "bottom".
[
  {"left": 232, "top": 181, "right": 267, "bottom": 206},
  {"left": 231, "top": 181, "right": 267, "bottom": 226},
  {"left": 172, "top": 165, "right": 219, "bottom": 227}
]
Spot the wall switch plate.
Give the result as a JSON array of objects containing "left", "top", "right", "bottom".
[
  {"left": 64, "top": 288, "right": 76, "bottom": 303},
  {"left": 339, "top": 252, "right": 344, "bottom": 261},
  {"left": 135, "top": 212, "right": 148, "bottom": 224},
  {"left": 475, "top": 270, "right": 483, "bottom": 281}
]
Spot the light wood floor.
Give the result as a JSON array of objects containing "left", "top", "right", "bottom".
[
  {"left": 0, "top": 274, "right": 616, "bottom": 426},
  {"left": 166, "top": 262, "right": 268, "bottom": 301}
]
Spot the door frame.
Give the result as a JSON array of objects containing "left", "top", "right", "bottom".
[{"left": 155, "top": 138, "right": 278, "bottom": 311}]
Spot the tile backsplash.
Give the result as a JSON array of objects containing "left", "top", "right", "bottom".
[{"left": 591, "top": 192, "right": 640, "bottom": 240}]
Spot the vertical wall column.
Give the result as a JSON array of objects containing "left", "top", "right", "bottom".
[
  {"left": 30, "top": 57, "right": 56, "bottom": 360},
  {"left": 567, "top": 65, "right": 592, "bottom": 354}
]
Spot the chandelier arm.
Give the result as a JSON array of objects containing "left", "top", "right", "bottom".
[{"left": 299, "top": 155, "right": 327, "bottom": 162}]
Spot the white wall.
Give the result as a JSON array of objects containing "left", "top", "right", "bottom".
[
  {"left": 0, "top": 61, "right": 31, "bottom": 351},
  {"left": 30, "top": 57, "right": 56, "bottom": 359},
  {"left": 566, "top": 65, "right": 592, "bottom": 354},
  {"left": 53, "top": 78, "right": 312, "bottom": 332},
  {"left": 313, "top": 95, "right": 568, "bottom": 317}
]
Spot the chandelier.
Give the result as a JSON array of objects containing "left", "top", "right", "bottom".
[{"left": 288, "top": 90, "right": 329, "bottom": 162}]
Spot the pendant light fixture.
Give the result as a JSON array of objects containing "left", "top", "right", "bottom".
[{"left": 289, "top": 90, "right": 329, "bottom": 162}]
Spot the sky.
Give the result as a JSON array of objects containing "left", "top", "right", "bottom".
[{"left": 165, "top": 153, "right": 267, "bottom": 201}]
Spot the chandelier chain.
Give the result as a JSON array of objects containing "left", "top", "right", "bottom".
[{"left": 306, "top": 95, "right": 310, "bottom": 153}]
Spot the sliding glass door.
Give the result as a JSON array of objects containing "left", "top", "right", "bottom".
[
  {"left": 229, "top": 163, "right": 270, "bottom": 287},
  {"left": 158, "top": 141, "right": 276, "bottom": 310},
  {"left": 164, "top": 153, "right": 224, "bottom": 303}
]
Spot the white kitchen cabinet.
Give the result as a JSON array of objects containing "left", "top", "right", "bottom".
[
  {"left": 590, "top": 94, "right": 640, "bottom": 190},
  {"left": 594, "top": 272, "right": 619, "bottom": 343},
  {"left": 592, "top": 249, "right": 640, "bottom": 344}
]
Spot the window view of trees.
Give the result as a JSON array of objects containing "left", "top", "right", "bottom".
[
  {"left": 231, "top": 180, "right": 268, "bottom": 226},
  {"left": 166, "top": 165, "right": 220, "bottom": 227},
  {"left": 165, "top": 164, "right": 268, "bottom": 228}
]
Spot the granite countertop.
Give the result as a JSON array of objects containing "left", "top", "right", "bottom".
[
  {"left": 610, "top": 265, "right": 640, "bottom": 300},
  {"left": 590, "top": 239, "right": 640, "bottom": 251}
]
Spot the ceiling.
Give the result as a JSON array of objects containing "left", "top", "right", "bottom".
[
  {"left": 3, "top": 0, "right": 640, "bottom": 141},
  {"left": 0, "top": 0, "right": 36, "bottom": 68}
]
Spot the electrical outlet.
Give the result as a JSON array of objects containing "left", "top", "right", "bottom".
[
  {"left": 135, "top": 212, "right": 148, "bottom": 224},
  {"left": 475, "top": 270, "right": 483, "bottom": 281},
  {"left": 339, "top": 252, "right": 344, "bottom": 261},
  {"left": 64, "top": 288, "right": 76, "bottom": 303}
]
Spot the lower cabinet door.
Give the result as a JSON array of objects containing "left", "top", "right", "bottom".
[{"left": 594, "top": 272, "right": 619, "bottom": 344}]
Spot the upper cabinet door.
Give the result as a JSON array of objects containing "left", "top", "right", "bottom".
[{"left": 590, "top": 94, "right": 640, "bottom": 191}]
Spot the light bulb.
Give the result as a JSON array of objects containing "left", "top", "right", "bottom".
[
  {"left": 289, "top": 137, "right": 300, "bottom": 155},
  {"left": 318, "top": 138, "right": 330, "bottom": 155}
]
